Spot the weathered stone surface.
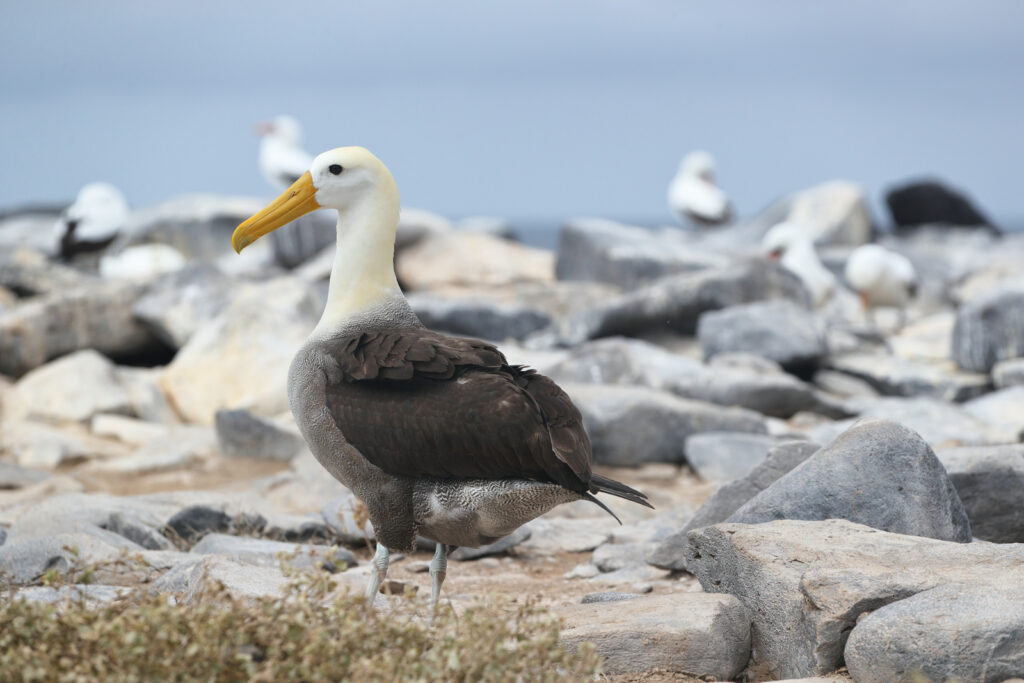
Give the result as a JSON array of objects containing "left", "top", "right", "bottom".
[
  {"left": 698, "top": 300, "right": 826, "bottom": 373},
  {"left": 555, "top": 218, "right": 727, "bottom": 288},
  {"left": 938, "top": 445, "right": 1024, "bottom": 543},
  {"left": 729, "top": 419, "right": 971, "bottom": 542},
  {"left": 0, "top": 532, "right": 139, "bottom": 584},
  {"left": 826, "top": 353, "right": 990, "bottom": 402},
  {"left": 961, "top": 386, "right": 1024, "bottom": 441},
  {"left": 97, "top": 427, "right": 216, "bottom": 474},
  {"left": 450, "top": 526, "right": 531, "bottom": 561},
  {"left": 648, "top": 441, "right": 820, "bottom": 570},
  {"left": 90, "top": 413, "right": 169, "bottom": 445},
  {"left": 214, "top": 409, "right": 304, "bottom": 461},
  {"left": 0, "top": 280, "right": 156, "bottom": 377},
  {"left": 396, "top": 231, "right": 553, "bottom": 290},
  {"left": 0, "top": 246, "right": 96, "bottom": 297},
  {"left": 0, "top": 527, "right": 6, "bottom": 546},
  {"left": 164, "top": 505, "right": 233, "bottom": 544},
  {"left": 14, "top": 584, "right": 131, "bottom": 606},
  {"left": 162, "top": 277, "right": 320, "bottom": 424},
  {"left": 150, "top": 555, "right": 289, "bottom": 602},
  {"left": 564, "top": 260, "right": 810, "bottom": 342},
  {"left": 754, "top": 180, "right": 874, "bottom": 246},
  {"left": 562, "top": 383, "right": 765, "bottom": 466},
  {"left": 6, "top": 349, "right": 132, "bottom": 423},
  {"left": 590, "top": 541, "right": 657, "bottom": 572},
  {"left": 994, "top": 357, "right": 1024, "bottom": 389},
  {"left": 2, "top": 421, "right": 115, "bottom": 469},
  {"left": 121, "top": 194, "right": 265, "bottom": 260},
  {"left": 190, "top": 533, "right": 355, "bottom": 571},
  {"left": 521, "top": 517, "right": 612, "bottom": 554},
  {"left": 320, "top": 492, "right": 374, "bottom": 545},
  {"left": 558, "top": 592, "right": 751, "bottom": 679},
  {"left": 407, "top": 293, "right": 552, "bottom": 341},
  {"left": 952, "top": 285, "right": 1024, "bottom": 373},
  {"left": 685, "top": 432, "right": 805, "bottom": 483},
  {"left": 686, "top": 519, "right": 1024, "bottom": 678},
  {"left": 0, "top": 461, "right": 51, "bottom": 490},
  {"left": 845, "top": 583, "right": 1024, "bottom": 683},
  {"left": 579, "top": 591, "right": 640, "bottom": 604},
  {"left": 132, "top": 264, "right": 235, "bottom": 348},
  {"left": 885, "top": 179, "right": 995, "bottom": 229},
  {"left": 115, "top": 366, "right": 180, "bottom": 425}
]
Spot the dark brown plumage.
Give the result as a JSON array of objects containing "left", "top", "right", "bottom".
[{"left": 323, "top": 328, "right": 650, "bottom": 509}]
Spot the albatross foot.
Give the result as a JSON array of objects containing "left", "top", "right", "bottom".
[
  {"left": 428, "top": 542, "right": 448, "bottom": 626},
  {"left": 365, "top": 543, "right": 390, "bottom": 607}
]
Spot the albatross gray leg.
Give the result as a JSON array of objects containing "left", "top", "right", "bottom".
[
  {"left": 365, "top": 542, "right": 390, "bottom": 607},
  {"left": 429, "top": 542, "right": 448, "bottom": 625}
]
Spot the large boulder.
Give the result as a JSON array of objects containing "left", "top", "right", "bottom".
[
  {"left": 885, "top": 179, "right": 995, "bottom": 230},
  {"left": 0, "top": 247, "right": 96, "bottom": 297},
  {"left": 555, "top": 218, "right": 727, "bottom": 288},
  {"left": 5, "top": 350, "right": 133, "bottom": 424},
  {"left": 938, "top": 444, "right": 1024, "bottom": 543},
  {"left": 960, "top": 385, "right": 1024, "bottom": 442},
  {"left": 728, "top": 419, "right": 972, "bottom": 542},
  {"left": 564, "top": 260, "right": 810, "bottom": 343},
  {"left": 686, "top": 519, "right": 1024, "bottom": 678},
  {"left": 753, "top": 180, "right": 874, "bottom": 246},
  {"left": 407, "top": 293, "right": 551, "bottom": 341},
  {"left": 562, "top": 382, "right": 765, "bottom": 466},
  {"left": 120, "top": 194, "right": 266, "bottom": 260},
  {"left": 395, "top": 231, "right": 553, "bottom": 290},
  {"left": 214, "top": 409, "right": 305, "bottom": 462},
  {"left": 161, "top": 277, "right": 320, "bottom": 424},
  {"left": 844, "top": 583, "right": 1024, "bottom": 682},
  {"left": 558, "top": 593, "right": 751, "bottom": 679},
  {"left": 132, "top": 264, "right": 236, "bottom": 349},
  {"left": 697, "top": 300, "right": 826, "bottom": 374},
  {"left": 952, "top": 285, "right": 1024, "bottom": 373},
  {"left": 683, "top": 432, "right": 805, "bottom": 483},
  {"left": 648, "top": 440, "right": 820, "bottom": 571}
]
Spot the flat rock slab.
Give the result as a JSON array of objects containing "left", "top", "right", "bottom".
[
  {"left": 150, "top": 555, "right": 290, "bottom": 603},
  {"left": 558, "top": 592, "right": 751, "bottom": 679},
  {"left": 845, "top": 583, "right": 1024, "bottom": 683},
  {"left": 686, "top": 519, "right": 1024, "bottom": 679}
]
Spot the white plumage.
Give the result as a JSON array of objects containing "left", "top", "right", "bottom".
[
  {"left": 667, "top": 150, "right": 731, "bottom": 226},
  {"left": 53, "top": 182, "right": 129, "bottom": 257},
  {"left": 258, "top": 115, "right": 314, "bottom": 190},
  {"left": 762, "top": 222, "right": 837, "bottom": 307},
  {"left": 844, "top": 243, "right": 917, "bottom": 310}
]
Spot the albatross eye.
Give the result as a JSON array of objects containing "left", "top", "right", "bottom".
[{"left": 328, "top": 164, "right": 343, "bottom": 175}]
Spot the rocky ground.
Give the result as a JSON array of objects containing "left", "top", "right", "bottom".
[{"left": 2, "top": 182, "right": 1024, "bottom": 682}]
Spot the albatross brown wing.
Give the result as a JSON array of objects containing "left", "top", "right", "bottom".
[{"left": 322, "top": 329, "right": 593, "bottom": 492}]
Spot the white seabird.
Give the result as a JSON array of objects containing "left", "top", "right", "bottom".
[
  {"left": 844, "top": 244, "right": 918, "bottom": 325},
  {"left": 53, "top": 182, "right": 129, "bottom": 261},
  {"left": 257, "top": 115, "right": 314, "bottom": 190},
  {"left": 763, "top": 222, "right": 837, "bottom": 308},
  {"left": 667, "top": 150, "right": 731, "bottom": 226}
]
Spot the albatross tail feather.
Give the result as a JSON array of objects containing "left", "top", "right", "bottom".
[{"left": 589, "top": 473, "right": 655, "bottom": 514}]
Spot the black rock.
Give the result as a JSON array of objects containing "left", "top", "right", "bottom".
[
  {"left": 727, "top": 419, "right": 972, "bottom": 542},
  {"left": 952, "top": 285, "right": 1024, "bottom": 373},
  {"left": 885, "top": 179, "right": 995, "bottom": 230},
  {"left": 164, "top": 506, "right": 233, "bottom": 544}
]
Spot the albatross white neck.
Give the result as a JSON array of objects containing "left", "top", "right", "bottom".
[{"left": 313, "top": 179, "right": 404, "bottom": 336}]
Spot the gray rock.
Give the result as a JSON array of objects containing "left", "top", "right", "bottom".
[
  {"left": 14, "top": 584, "right": 131, "bottom": 605},
  {"left": 0, "top": 280, "right": 157, "bottom": 377},
  {"left": 149, "top": 555, "right": 290, "bottom": 602},
  {"left": 555, "top": 218, "right": 728, "bottom": 288},
  {"left": 164, "top": 506, "right": 233, "bottom": 543},
  {"left": 521, "top": 517, "right": 612, "bottom": 554},
  {"left": 1, "top": 421, "right": 106, "bottom": 469},
  {"left": 580, "top": 591, "right": 640, "bottom": 604},
  {"left": 0, "top": 527, "right": 6, "bottom": 546},
  {"left": 132, "top": 264, "right": 235, "bottom": 348},
  {"left": 845, "top": 583, "right": 1024, "bottom": 683},
  {"left": 6, "top": 349, "right": 133, "bottom": 423},
  {"left": 190, "top": 533, "right": 356, "bottom": 571},
  {"left": 320, "top": 492, "right": 375, "bottom": 545},
  {"left": 408, "top": 293, "right": 552, "bottom": 341},
  {"left": 450, "top": 526, "right": 531, "bottom": 560},
  {"left": 262, "top": 513, "right": 336, "bottom": 544},
  {"left": 115, "top": 367, "right": 180, "bottom": 425},
  {"left": 826, "top": 353, "right": 991, "bottom": 402},
  {"left": 729, "top": 419, "right": 971, "bottom": 542},
  {"left": 0, "top": 532, "right": 138, "bottom": 584},
  {"left": 961, "top": 386, "right": 1024, "bottom": 441},
  {"left": 685, "top": 519, "right": 1024, "bottom": 678},
  {"left": 565, "top": 260, "right": 810, "bottom": 342},
  {"left": 97, "top": 427, "right": 216, "bottom": 474},
  {"left": 684, "top": 432, "right": 805, "bottom": 483},
  {"left": 0, "top": 461, "right": 50, "bottom": 489},
  {"left": 752, "top": 180, "right": 874, "bottom": 246},
  {"left": 0, "top": 210, "right": 64, "bottom": 254},
  {"left": 563, "top": 383, "right": 765, "bottom": 466},
  {"left": 697, "top": 300, "right": 826, "bottom": 373},
  {"left": 591, "top": 542, "right": 657, "bottom": 572},
  {"left": 648, "top": 441, "right": 819, "bottom": 571},
  {"left": 558, "top": 592, "right": 751, "bottom": 679},
  {"left": 610, "top": 505, "right": 694, "bottom": 545},
  {"left": 268, "top": 212, "right": 337, "bottom": 269},
  {"left": 994, "top": 357, "right": 1024, "bottom": 389},
  {"left": 214, "top": 409, "right": 304, "bottom": 462},
  {"left": 939, "top": 445, "right": 1024, "bottom": 543},
  {"left": 0, "top": 246, "right": 96, "bottom": 297},
  {"left": 952, "top": 285, "right": 1024, "bottom": 372}
]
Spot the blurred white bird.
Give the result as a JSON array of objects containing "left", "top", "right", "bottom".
[
  {"left": 667, "top": 150, "right": 731, "bottom": 227},
  {"left": 845, "top": 244, "right": 918, "bottom": 327},
  {"left": 762, "top": 222, "right": 837, "bottom": 307},
  {"left": 99, "top": 244, "right": 187, "bottom": 280},
  {"left": 53, "top": 182, "right": 129, "bottom": 261},
  {"left": 257, "top": 115, "right": 314, "bottom": 190}
]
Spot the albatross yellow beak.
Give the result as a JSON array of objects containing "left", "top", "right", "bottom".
[{"left": 232, "top": 171, "right": 320, "bottom": 253}]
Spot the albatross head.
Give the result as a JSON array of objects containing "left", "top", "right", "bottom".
[{"left": 232, "top": 146, "right": 399, "bottom": 254}]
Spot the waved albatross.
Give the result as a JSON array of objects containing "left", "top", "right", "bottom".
[{"left": 232, "top": 146, "right": 652, "bottom": 618}]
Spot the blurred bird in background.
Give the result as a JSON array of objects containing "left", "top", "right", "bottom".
[{"left": 667, "top": 150, "right": 732, "bottom": 227}]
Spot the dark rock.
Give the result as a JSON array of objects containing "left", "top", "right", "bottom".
[
  {"left": 952, "top": 285, "right": 1024, "bottom": 373},
  {"left": 580, "top": 591, "right": 640, "bottom": 604},
  {"left": 826, "top": 352, "right": 990, "bottom": 402},
  {"left": 729, "top": 419, "right": 972, "bottom": 542},
  {"left": 648, "top": 441, "right": 819, "bottom": 570},
  {"left": 214, "top": 409, "right": 304, "bottom": 462},
  {"left": 564, "top": 260, "right": 810, "bottom": 343},
  {"left": 683, "top": 432, "right": 809, "bottom": 484},
  {"left": 408, "top": 293, "right": 551, "bottom": 341},
  {"left": 450, "top": 526, "right": 531, "bottom": 560},
  {"left": 697, "top": 300, "right": 826, "bottom": 374},
  {"left": 164, "top": 506, "right": 232, "bottom": 544},
  {"left": 686, "top": 519, "right": 1024, "bottom": 678},
  {"left": 845, "top": 583, "right": 1024, "bottom": 682},
  {"left": 563, "top": 383, "right": 765, "bottom": 466},
  {"left": 885, "top": 179, "right": 995, "bottom": 230},
  {"left": 555, "top": 218, "right": 727, "bottom": 288},
  {"left": 0, "top": 280, "right": 159, "bottom": 377},
  {"left": 132, "top": 264, "right": 235, "bottom": 349},
  {"left": 939, "top": 445, "right": 1024, "bottom": 543}
]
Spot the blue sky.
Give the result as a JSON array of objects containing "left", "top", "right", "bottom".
[{"left": 1, "top": 1, "right": 1022, "bottom": 226}]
